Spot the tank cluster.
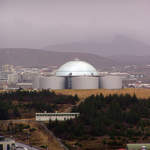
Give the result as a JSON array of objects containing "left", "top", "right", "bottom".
[
  {"left": 32, "top": 60, "right": 122, "bottom": 90},
  {"left": 33, "top": 75, "right": 122, "bottom": 90}
]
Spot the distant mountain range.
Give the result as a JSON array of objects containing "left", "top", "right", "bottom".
[
  {"left": 44, "top": 35, "right": 150, "bottom": 56},
  {"left": 1, "top": 36, "right": 150, "bottom": 69},
  {"left": 109, "top": 55, "right": 150, "bottom": 65},
  {"left": 0, "top": 48, "right": 117, "bottom": 69}
]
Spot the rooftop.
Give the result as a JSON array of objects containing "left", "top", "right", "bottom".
[{"left": 56, "top": 59, "right": 98, "bottom": 76}]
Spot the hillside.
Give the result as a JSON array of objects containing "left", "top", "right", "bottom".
[
  {"left": 0, "top": 120, "right": 65, "bottom": 150},
  {"left": 44, "top": 36, "right": 150, "bottom": 65},
  {"left": 44, "top": 35, "right": 150, "bottom": 57},
  {"left": 0, "top": 48, "right": 117, "bottom": 69},
  {"left": 109, "top": 55, "right": 150, "bottom": 65},
  {"left": 0, "top": 90, "right": 78, "bottom": 120},
  {"left": 48, "top": 93, "right": 150, "bottom": 150}
]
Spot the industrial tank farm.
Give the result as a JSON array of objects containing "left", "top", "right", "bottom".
[{"left": 32, "top": 59, "right": 122, "bottom": 90}]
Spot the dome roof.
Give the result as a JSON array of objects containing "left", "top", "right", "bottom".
[{"left": 56, "top": 59, "right": 98, "bottom": 76}]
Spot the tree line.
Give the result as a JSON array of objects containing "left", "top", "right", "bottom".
[{"left": 0, "top": 89, "right": 79, "bottom": 120}]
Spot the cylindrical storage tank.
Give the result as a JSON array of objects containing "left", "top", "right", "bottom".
[
  {"left": 32, "top": 75, "right": 40, "bottom": 89},
  {"left": 39, "top": 76, "right": 65, "bottom": 89},
  {"left": 99, "top": 75, "right": 122, "bottom": 89},
  {"left": 71, "top": 76, "right": 99, "bottom": 89}
]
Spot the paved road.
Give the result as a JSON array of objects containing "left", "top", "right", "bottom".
[
  {"left": 39, "top": 122, "right": 69, "bottom": 150},
  {"left": 16, "top": 142, "right": 40, "bottom": 150}
]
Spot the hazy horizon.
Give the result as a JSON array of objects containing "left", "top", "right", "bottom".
[{"left": 0, "top": 0, "right": 150, "bottom": 56}]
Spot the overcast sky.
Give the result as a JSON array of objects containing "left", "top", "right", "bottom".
[{"left": 0, "top": 0, "right": 150, "bottom": 49}]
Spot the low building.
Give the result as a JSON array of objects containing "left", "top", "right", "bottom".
[
  {"left": 0, "top": 136, "right": 15, "bottom": 150},
  {"left": 127, "top": 143, "right": 150, "bottom": 150},
  {"left": 36, "top": 112, "right": 80, "bottom": 121}
]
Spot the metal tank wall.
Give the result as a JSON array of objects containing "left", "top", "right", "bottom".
[
  {"left": 71, "top": 76, "right": 99, "bottom": 89},
  {"left": 39, "top": 76, "right": 65, "bottom": 89},
  {"left": 32, "top": 75, "right": 40, "bottom": 89},
  {"left": 99, "top": 75, "right": 122, "bottom": 89}
]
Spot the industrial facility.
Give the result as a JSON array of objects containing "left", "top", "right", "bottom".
[
  {"left": 32, "top": 59, "right": 122, "bottom": 90},
  {"left": 36, "top": 112, "right": 80, "bottom": 121}
]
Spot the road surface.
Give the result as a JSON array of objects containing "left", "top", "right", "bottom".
[{"left": 16, "top": 142, "right": 40, "bottom": 150}]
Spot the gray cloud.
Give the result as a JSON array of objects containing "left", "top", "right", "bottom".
[{"left": 0, "top": 0, "right": 150, "bottom": 49}]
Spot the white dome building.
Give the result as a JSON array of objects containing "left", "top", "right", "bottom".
[{"left": 56, "top": 59, "right": 99, "bottom": 76}]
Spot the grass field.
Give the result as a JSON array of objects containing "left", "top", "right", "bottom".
[{"left": 54, "top": 88, "right": 150, "bottom": 100}]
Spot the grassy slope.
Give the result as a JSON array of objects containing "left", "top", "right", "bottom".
[
  {"left": 53, "top": 89, "right": 150, "bottom": 150},
  {"left": 1, "top": 88, "right": 150, "bottom": 150},
  {"left": 0, "top": 120, "right": 64, "bottom": 150}
]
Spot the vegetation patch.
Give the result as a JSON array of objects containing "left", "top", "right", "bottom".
[
  {"left": 48, "top": 93, "right": 150, "bottom": 150},
  {"left": 0, "top": 89, "right": 79, "bottom": 120}
]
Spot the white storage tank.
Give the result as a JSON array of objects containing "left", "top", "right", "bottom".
[
  {"left": 7, "top": 73, "right": 18, "bottom": 85},
  {"left": 71, "top": 76, "right": 99, "bottom": 89},
  {"left": 39, "top": 76, "right": 65, "bottom": 89},
  {"left": 99, "top": 75, "right": 122, "bottom": 89},
  {"left": 32, "top": 75, "right": 40, "bottom": 89}
]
